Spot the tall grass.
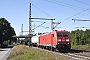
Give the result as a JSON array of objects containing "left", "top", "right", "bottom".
[{"left": 7, "top": 45, "right": 67, "bottom": 60}]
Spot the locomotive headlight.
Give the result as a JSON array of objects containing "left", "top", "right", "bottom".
[
  {"left": 58, "top": 40, "right": 61, "bottom": 42},
  {"left": 66, "top": 39, "right": 69, "bottom": 41}
]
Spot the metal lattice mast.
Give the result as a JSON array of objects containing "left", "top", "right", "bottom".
[
  {"left": 21, "top": 24, "right": 23, "bottom": 35},
  {"left": 29, "top": 3, "right": 32, "bottom": 47},
  {"left": 29, "top": 3, "right": 32, "bottom": 35},
  {"left": 51, "top": 20, "right": 54, "bottom": 31}
]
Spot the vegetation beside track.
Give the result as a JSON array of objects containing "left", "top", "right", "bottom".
[
  {"left": 7, "top": 45, "right": 67, "bottom": 60},
  {"left": 70, "top": 29, "right": 90, "bottom": 49},
  {"left": 72, "top": 44, "right": 90, "bottom": 49}
]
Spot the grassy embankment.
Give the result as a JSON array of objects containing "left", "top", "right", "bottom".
[{"left": 7, "top": 45, "right": 67, "bottom": 60}]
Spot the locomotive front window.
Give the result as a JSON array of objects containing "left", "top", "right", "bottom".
[
  {"left": 57, "top": 33, "right": 62, "bottom": 37},
  {"left": 63, "top": 33, "right": 68, "bottom": 37},
  {"left": 57, "top": 32, "right": 68, "bottom": 37}
]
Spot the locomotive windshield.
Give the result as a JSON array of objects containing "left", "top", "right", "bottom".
[{"left": 57, "top": 32, "right": 68, "bottom": 37}]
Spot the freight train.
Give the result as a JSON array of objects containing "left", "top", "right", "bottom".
[{"left": 31, "top": 30, "right": 71, "bottom": 51}]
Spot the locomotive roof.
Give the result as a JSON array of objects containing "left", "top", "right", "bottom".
[
  {"left": 40, "top": 30, "right": 68, "bottom": 36},
  {"left": 53, "top": 30, "right": 68, "bottom": 32}
]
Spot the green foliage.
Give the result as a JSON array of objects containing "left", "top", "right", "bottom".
[
  {"left": 72, "top": 44, "right": 90, "bottom": 49},
  {"left": 70, "top": 29, "right": 90, "bottom": 48},
  {"left": 0, "top": 18, "right": 16, "bottom": 46}
]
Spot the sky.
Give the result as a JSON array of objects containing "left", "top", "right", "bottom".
[{"left": 0, "top": 0, "right": 90, "bottom": 36}]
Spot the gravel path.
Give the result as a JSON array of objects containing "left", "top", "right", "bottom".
[{"left": 0, "top": 45, "right": 13, "bottom": 60}]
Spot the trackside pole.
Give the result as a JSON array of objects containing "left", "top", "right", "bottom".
[
  {"left": 28, "top": 3, "right": 55, "bottom": 48},
  {"left": 51, "top": 20, "right": 53, "bottom": 51},
  {"left": 29, "top": 3, "right": 32, "bottom": 47}
]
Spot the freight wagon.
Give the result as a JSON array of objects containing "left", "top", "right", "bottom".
[{"left": 31, "top": 35, "right": 40, "bottom": 47}]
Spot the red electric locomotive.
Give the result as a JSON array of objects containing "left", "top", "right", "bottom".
[{"left": 38, "top": 30, "right": 71, "bottom": 51}]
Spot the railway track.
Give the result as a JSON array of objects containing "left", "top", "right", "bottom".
[
  {"left": 65, "top": 53, "right": 90, "bottom": 60},
  {"left": 33, "top": 47, "right": 90, "bottom": 60}
]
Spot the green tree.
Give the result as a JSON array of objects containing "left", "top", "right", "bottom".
[
  {"left": 70, "top": 29, "right": 90, "bottom": 46},
  {"left": 0, "top": 18, "right": 16, "bottom": 46}
]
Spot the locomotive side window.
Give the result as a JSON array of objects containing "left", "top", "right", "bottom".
[{"left": 52, "top": 34, "right": 54, "bottom": 37}]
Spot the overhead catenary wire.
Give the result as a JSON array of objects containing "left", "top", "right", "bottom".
[
  {"left": 44, "top": 0, "right": 83, "bottom": 9},
  {"left": 62, "top": 22, "right": 81, "bottom": 28},
  {"left": 44, "top": 0, "right": 90, "bottom": 28},
  {"left": 44, "top": 0, "right": 90, "bottom": 31},
  {"left": 32, "top": 22, "right": 46, "bottom": 31},
  {"left": 60, "top": 7, "right": 90, "bottom": 22},
  {"left": 32, "top": 2, "right": 90, "bottom": 23},
  {"left": 31, "top": 2, "right": 90, "bottom": 31},
  {"left": 31, "top": 4, "right": 56, "bottom": 31},
  {"left": 74, "top": 12, "right": 90, "bottom": 18},
  {"left": 32, "top": 4, "right": 54, "bottom": 18},
  {"left": 74, "top": 0, "right": 90, "bottom": 5},
  {"left": 51, "top": 0, "right": 83, "bottom": 9},
  {"left": 44, "top": 0, "right": 90, "bottom": 22},
  {"left": 62, "top": 19, "right": 90, "bottom": 29},
  {"left": 62, "top": 11, "right": 90, "bottom": 28},
  {"left": 62, "top": 18, "right": 90, "bottom": 29}
]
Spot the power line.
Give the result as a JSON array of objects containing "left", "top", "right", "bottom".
[
  {"left": 44, "top": 0, "right": 90, "bottom": 21},
  {"left": 31, "top": 2, "right": 90, "bottom": 31},
  {"left": 43, "top": 0, "right": 90, "bottom": 31},
  {"left": 32, "top": 4, "right": 54, "bottom": 18},
  {"left": 44, "top": 0, "right": 90, "bottom": 28},
  {"left": 44, "top": 0, "right": 90, "bottom": 23},
  {"left": 60, "top": 8, "right": 90, "bottom": 22},
  {"left": 74, "top": 12, "right": 90, "bottom": 18},
  {"left": 62, "top": 18, "right": 90, "bottom": 30},
  {"left": 62, "top": 22, "right": 81, "bottom": 28},
  {"left": 61, "top": 9, "right": 90, "bottom": 28},
  {"left": 74, "top": 0, "right": 90, "bottom": 5},
  {"left": 52, "top": 0, "right": 82, "bottom": 9},
  {"left": 44, "top": 0, "right": 83, "bottom": 9},
  {"left": 32, "top": 1, "right": 90, "bottom": 23}
]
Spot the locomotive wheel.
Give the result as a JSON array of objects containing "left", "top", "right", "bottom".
[
  {"left": 52, "top": 47, "right": 55, "bottom": 51},
  {"left": 41, "top": 46, "right": 43, "bottom": 49},
  {"left": 46, "top": 46, "right": 49, "bottom": 50},
  {"left": 37, "top": 45, "right": 40, "bottom": 48},
  {"left": 47, "top": 46, "right": 51, "bottom": 51},
  {"left": 41, "top": 46, "right": 44, "bottom": 49}
]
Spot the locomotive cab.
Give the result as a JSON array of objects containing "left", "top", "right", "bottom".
[{"left": 56, "top": 30, "right": 71, "bottom": 51}]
